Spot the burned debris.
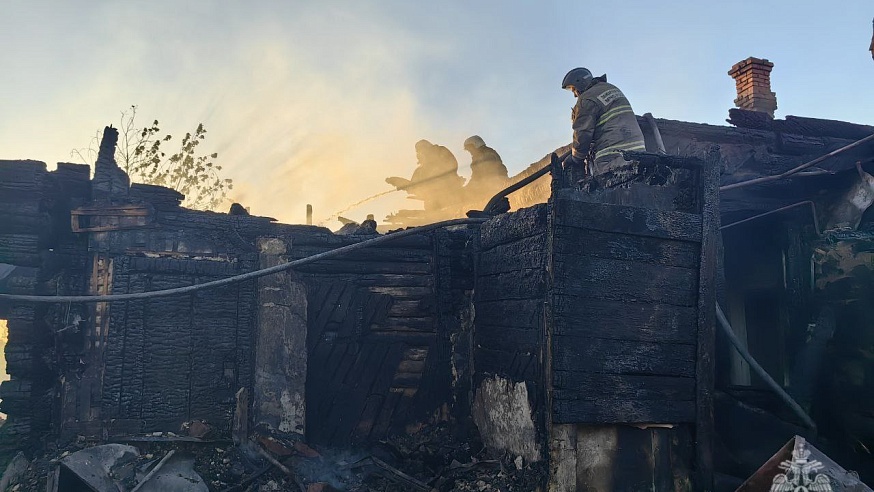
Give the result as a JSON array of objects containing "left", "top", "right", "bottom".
[{"left": 0, "top": 55, "right": 873, "bottom": 492}]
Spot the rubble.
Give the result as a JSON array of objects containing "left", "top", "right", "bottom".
[{"left": 0, "top": 422, "right": 549, "bottom": 491}]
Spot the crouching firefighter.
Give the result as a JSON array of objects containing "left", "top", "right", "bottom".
[{"left": 561, "top": 67, "right": 646, "bottom": 182}]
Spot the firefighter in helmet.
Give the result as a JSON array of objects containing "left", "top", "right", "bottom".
[
  {"left": 561, "top": 67, "right": 646, "bottom": 179},
  {"left": 463, "top": 135, "right": 509, "bottom": 207}
]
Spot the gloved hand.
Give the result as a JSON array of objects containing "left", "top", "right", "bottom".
[{"left": 563, "top": 153, "right": 585, "bottom": 169}]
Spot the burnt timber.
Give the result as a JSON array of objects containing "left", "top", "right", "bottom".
[{"left": 0, "top": 105, "right": 873, "bottom": 490}]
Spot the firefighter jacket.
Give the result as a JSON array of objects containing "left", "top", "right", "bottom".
[
  {"left": 465, "top": 145, "right": 509, "bottom": 206},
  {"left": 468, "top": 146, "right": 508, "bottom": 187},
  {"left": 571, "top": 76, "right": 646, "bottom": 174},
  {"left": 408, "top": 143, "right": 464, "bottom": 211}
]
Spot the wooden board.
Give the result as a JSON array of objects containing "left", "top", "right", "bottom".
[
  {"left": 551, "top": 296, "right": 696, "bottom": 344},
  {"left": 475, "top": 269, "right": 546, "bottom": 302},
  {"left": 552, "top": 255, "right": 698, "bottom": 307},
  {"left": 552, "top": 398, "right": 695, "bottom": 424},
  {"left": 479, "top": 204, "right": 548, "bottom": 249},
  {"left": 551, "top": 337, "right": 696, "bottom": 377},
  {"left": 553, "top": 226, "right": 700, "bottom": 269},
  {"left": 552, "top": 373, "right": 695, "bottom": 400},
  {"left": 552, "top": 195, "right": 702, "bottom": 242}
]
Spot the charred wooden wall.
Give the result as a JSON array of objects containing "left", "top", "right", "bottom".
[
  {"left": 547, "top": 191, "right": 701, "bottom": 424},
  {"left": 544, "top": 154, "right": 719, "bottom": 491},
  {"left": 56, "top": 195, "right": 277, "bottom": 439},
  {"left": 0, "top": 160, "right": 91, "bottom": 452},
  {"left": 474, "top": 204, "right": 547, "bottom": 395},
  {"left": 470, "top": 204, "right": 548, "bottom": 463},
  {"left": 97, "top": 255, "right": 259, "bottom": 435},
  {"left": 289, "top": 225, "right": 477, "bottom": 448},
  {"left": 61, "top": 196, "right": 479, "bottom": 445},
  {"left": 0, "top": 155, "right": 481, "bottom": 450}
]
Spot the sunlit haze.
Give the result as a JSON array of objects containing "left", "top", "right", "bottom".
[{"left": 2, "top": 1, "right": 872, "bottom": 226}]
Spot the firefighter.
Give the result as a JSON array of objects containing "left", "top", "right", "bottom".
[
  {"left": 561, "top": 67, "right": 646, "bottom": 178},
  {"left": 385, "top": 139, "right": 464, "bottom": 212},
  {"left": 463, "top": 135, "right": 509, "bottom": 206}
]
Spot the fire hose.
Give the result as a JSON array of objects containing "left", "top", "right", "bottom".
[
  {"left": 716, "top": 303, "right": 817, "bottom": 431},
  {"left": 0, "top": 217, "right": 487, "bottom": 304}
]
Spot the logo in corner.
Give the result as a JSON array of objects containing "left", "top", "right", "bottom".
[{"left": 769, "top": 440, "right": 833, "bottom": 492}]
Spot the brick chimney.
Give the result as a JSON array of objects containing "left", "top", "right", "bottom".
[{"left": 728, "top": 57, "right": 777, "bottom": 118}]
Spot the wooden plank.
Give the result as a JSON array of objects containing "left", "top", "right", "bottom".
[
  {"left": 552, "top": 256, "right": 698, "bottom": 307},
  {"left": 71, "top": 205, "right": 151, "bottom": 215},
  {"left": 365, "top": 286, "right": 432, "bottom": 298},
  {"left": 0, "top": 212, "right": 50, "bottom": 236},
  {"left": 474, "top": 346, "right": 539, "bottom": 383},
  {"left": 695, "top": 148, "right": 720, "bottom": 490},
  {"left": 475, "top": 299, "right": 544, "bottom": 330},
  {"left": 359, "top": 342, "right": 407, "bottom": 441},
  {"left": 477, "top": 235, "right": 546, "bottom": 276},
  {"left": 328, "top": 282, "right": 357, "bottom": 328},
  {"left": 325, "top": 343, "right": 384, "bottom": 446},
  {"left": 298, "top": 273, "right": 434, "bottom": 288},
  {"left": 552, "top": 398, "right": 696, "bottom": 424},
  {"left": 290, "top": 245, "right": 433, "bottom": 264},
  {"left": 0, "top": 234, "right": 41, "bottom": 267},
  {"left": 475, "top": 269, "right": 545, "bottom": 302},
  {"left": 370, "top": 388, "right": 404, "bottom": 439},
  {"left": 552, "top": 297, "right": 696, "bottom": 343},
  {"left": 553, "top": 226, "right": 700, "bottom": 269},
  {"left": 552, "top": 197, "right": 702, "bottom": 242},
  {"left": 292, "top": 259, "right": 432, "bottom": 275},
  {"left": 479, "top": 204, "right": 548, "bottom": 249},
  {"left": 364, "top": 332, "right": 436, "bottom": 344},
  {"left": 312, "top": 282, "right": 346, "bottom": 332},
  {"left": 352, "top": 394, "right": 386, "bottom": 443},
  {"left": 474, "top": 325, "right": 542, "bottom": 352},
  {"left": 387, "top": 299, "right": 433, "bottom": 318},
  {"left": 127, "top": 256, "right": 244, "bottom": 276},
  {"left": 552, "top": 373, "right": 695, "bottom": 401},
  {"left": 373, "top": 316, "right": 435, "bottom": 332},
  {"left": 552, "top": 337, "right": 696, "bottom": 377},
  {"left": 287, "top": 231, "right": 434, "bottom": 250},
  {"left": 478, "top": 249, "right": 545, "bottom": 276}
]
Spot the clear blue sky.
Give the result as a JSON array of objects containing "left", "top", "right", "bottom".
[{"left": 1, "top": 1, "right": 871, "bottom": 224}]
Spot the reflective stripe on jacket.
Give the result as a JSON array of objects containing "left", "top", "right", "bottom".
[{"left": 571, "top": 78, "right": 645, "bottom": 168}]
